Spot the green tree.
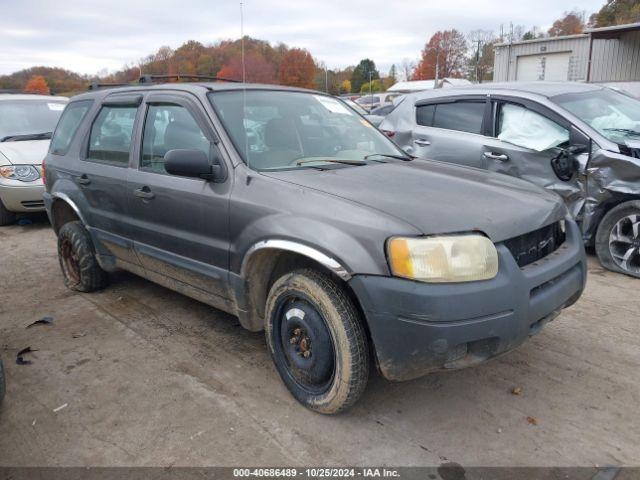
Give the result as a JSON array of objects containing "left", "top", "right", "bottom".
[
  {"left": 351, "top": 59, "right": 379, "bottom": 93},
  {"left": 360, "top": 79, "right": 383, "bottom": 93},
  {"left": 590, "top": 0, "right": 640, "bottom": 27}
]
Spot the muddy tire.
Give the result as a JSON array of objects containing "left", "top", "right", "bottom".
[
  {"left": 265, "top": 268, "right": 369, "bottom": 414},
  {"left": 57, "top": 221, "right": 108, "bottom": 292},
  {"left": 0, "top": 201, "right": 16, "bottom": 226},
  {"left": 595, "top": 200, "right": 640, "bottom": 278}
]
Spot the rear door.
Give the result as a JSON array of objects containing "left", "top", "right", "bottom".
[
  {"left": 125, "top": 91, "right": 232, "bottom": 300},
  {"left": 411, "top": 97, "right": 489, "bottom": 168},
  {"left": 77, "top": 94, "right": 143, "bottom": 266},
  {"left": 482, "top": 98, "right": 586, "bottom": 216}
]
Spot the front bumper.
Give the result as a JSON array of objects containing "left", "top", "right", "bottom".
[
  {"left": 349, "top": 220, "right": 587, "bottom": 381},
  {"left": 0, "top": 181, "right": 45, "bottom": 212}
]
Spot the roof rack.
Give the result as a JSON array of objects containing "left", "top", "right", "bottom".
[
  {"left": 0, "top": 89, "right": 24, "bottom": 94},
  {"left": 138, "top": 74, "right": 241, "bottom": 84},
  {"left": 88, "top": 81, "right": 131, "bottom": 91}
]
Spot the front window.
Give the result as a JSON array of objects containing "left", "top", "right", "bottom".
[
  {"left": 553, "top": 88, "right": 640, "bottom": 144},
  {"left": 497, "top": 103, "right": 569, "bottom": 152},
  {"left": 208, "top": 90, "right": 406, "bottom": 171},
  {"left": 0, "top": 99, "right": 66, "bottom": 142}
]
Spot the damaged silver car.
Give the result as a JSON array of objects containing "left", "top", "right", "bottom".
[{"left": 380, "top": 82, "right": 640, "bottom": 278}]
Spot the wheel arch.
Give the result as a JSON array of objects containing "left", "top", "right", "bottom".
[{"left": 50, "top": 193, "right": 86, "bottom": 234}]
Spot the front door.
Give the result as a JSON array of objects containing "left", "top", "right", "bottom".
[
  {"left": 125, "top": 92, "right": 232, "bottom": 300},
  {"left": 482, "top": 100, "right": 586, "bottom": 220}
]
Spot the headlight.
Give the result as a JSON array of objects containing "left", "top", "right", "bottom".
[
  {"left": 0, "top": 165, "right": 40, "bottom": 182},
  {"left": 387, "top": 235, "right": 499, "bottom": 283}
]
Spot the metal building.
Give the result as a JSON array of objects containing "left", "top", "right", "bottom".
[{"left": 493, "top": 22, "right": 640, "bottom": 83}]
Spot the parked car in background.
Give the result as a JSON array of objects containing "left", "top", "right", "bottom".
[
  {"left": 44, "top": 80, "right": 585, "bottom": 414},
  {"left": 355, "top": 92, "right": 401, "bottom": 112},
  {"left": 340, "top": 98, "right": 397, "bottom": 127},
  {"left": 0, "top": 94, "right": 68, "bottom": 225},
  {"left": 380, "top": 82, "right": 640, "bottom": 278}
]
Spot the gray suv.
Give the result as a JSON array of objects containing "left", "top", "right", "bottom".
[
  {"left": 44, "top": 80, "right": 586, "bottom": 413},
  {"left": 380, "top": 82, "right": 640, "bottom": 278}
]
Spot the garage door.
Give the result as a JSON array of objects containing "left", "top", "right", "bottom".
[{"left": 516, "top": 52, "right": 571, "bottom": 81}]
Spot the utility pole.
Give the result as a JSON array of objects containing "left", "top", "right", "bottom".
[
  {"left": 475, "top": 39, "right": 482, "bottom": 83},
  {"left": 434, "top": 45, "right": 440, "bottom": 89},
  {"left": 240, "top": 2, "right": 246, "bottom": 83},
  {"left": 325, "top": 67, "right": 328, "bottom": 93},
  {"left": 369, "top": 70, "right": 372, "bottom": 98}
]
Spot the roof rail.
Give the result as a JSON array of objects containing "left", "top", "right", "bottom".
[
  {"left": 88, "top": 81, "right": 131, "bottom": 91},
  {"left": 0, "top": 89, "right": 24, "bottom": 94},
  {"left": 138, "top": 74, "right": 241, "bottom": 84}
]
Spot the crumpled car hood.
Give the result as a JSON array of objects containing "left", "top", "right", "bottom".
[
  {"left": 264, "top": 159, "right": 567, "bottom": 243},
  {"left": 0, "top": 140, "right": 50, "bottom": 165}
]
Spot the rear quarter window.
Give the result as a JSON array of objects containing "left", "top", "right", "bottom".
[{"left": 50, "top": 100, "right": 93, "bottom": 155}]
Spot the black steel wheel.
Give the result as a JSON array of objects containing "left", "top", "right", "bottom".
[{"left": 265, "top": 268, "right": 369, "bottom": 414}]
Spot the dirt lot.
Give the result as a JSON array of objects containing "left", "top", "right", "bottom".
[{"left": 0, "top": 217, "right": 638, "bottom": 467}]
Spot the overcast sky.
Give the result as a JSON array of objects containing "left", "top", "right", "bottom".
[{"left": 0, "top": 0, "right": 605, "bottom": 76}]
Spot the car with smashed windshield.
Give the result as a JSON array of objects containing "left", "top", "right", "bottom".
[
  {"left": 380, "top": 82, "right": 640, "bottom": 278},
  {"left": 43, "top": 80, "right": 586, "bottom": 413}
]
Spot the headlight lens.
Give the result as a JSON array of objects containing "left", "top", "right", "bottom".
[
  {"left": 0, "top": 165, "right": 40, "bottom": 182},
  {"left": 387, "top": 235, "right": 499, "bottom": 283}
]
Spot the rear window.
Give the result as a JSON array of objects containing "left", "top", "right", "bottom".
[
  {"left": 50, "top": 100, "right": 92, "bottom": 155},
  {"left": 87, "top": 105, "right": 137, "bottom": 166},
  {"left": 417, "top": 101, "right": 485, "bottom": 134}
]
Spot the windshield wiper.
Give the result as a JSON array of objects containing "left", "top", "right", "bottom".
[
  {"left": 364, "top": 153, "right": 413, "bottom": 161},
  {"left": 0, "top": 132, "right": 53, "bottom": 142},
  {"left": 296, "top": 159, "right": 367, "bottom": 167},
  {"left": 603, "top": 128, "right": 640, "bottom": 137}
]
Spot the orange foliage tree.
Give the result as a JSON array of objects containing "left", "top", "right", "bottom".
[
  {"left": 413, "top": 30, "right": 467, "bottom": 80},
  {"left": 218, "top": 53, "right": 276, "bottom": 83},
  {"left": 278, "top": 48, "right": 316, "bottom": 88},
  {"left": 548, "top": 11, "right": 585, "bottom": 36},
  {"left": 23, "top": 75, "right": 50, "bottom": 94}
]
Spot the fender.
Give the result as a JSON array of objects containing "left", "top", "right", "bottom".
[
  {"left": 49, "top": 191, "right": 87, "bottom": 226},
  {"left": 240, "top": 239, "right": 351, "bottom": 281}
]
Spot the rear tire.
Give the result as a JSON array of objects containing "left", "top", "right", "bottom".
[
  {"left": 0, "top": 201, "right": 16, "bottom": 226},
  {"left": 595, "top": 200, "right": 640, "bottom": 278},
  {"left": 57, "top": 221, "right": 108, "bottom": 292},
  {"left": 265, "top": 268, "right": 369, "bottom": 414}
]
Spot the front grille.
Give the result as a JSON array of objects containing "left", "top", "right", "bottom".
[{"left": 504, "top": 221, "right": 566, "bottom": 268}]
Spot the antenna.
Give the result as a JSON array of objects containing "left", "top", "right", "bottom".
[{"left": 240, "top": 1, "right": 246, "bottom": 83}]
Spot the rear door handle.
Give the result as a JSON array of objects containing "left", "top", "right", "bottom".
[
  {"left": 76, "top": 174, "right": 91, "bottom": 185},
  {"left": 483, "top": 152, "right": 509, "bottom": 161},
  {"left": 414, "top": 139, "right": 431, "bottom": 146},
  {"left": 134, "top": 187, "right": 155, "bottom": 200}
]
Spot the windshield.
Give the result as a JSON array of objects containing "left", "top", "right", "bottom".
[
  {"left": 553, "top": 89, "right": 640, "bottom": 144},
  {"left": 343, "top": 98, "right": 368, "bottom": 116},
  {"left": 208, "top": 90, "right": 405, "bottom": 171},
  {"left": 0, "top": 99, "right": 66, "bottom": 141}
]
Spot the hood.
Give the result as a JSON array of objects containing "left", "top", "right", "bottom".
[
  {"left": 263, "top": 160, "right": 567, "bottom": 243},
  {"left": 0, "top": 140, "right": 50, "bottom": 165}
]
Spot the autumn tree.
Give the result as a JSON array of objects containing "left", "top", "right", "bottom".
[
  {"left": 218, "top": 53, "right": 276, "bottom": 83},
  {"left": 413, "top": 30, "right": 467, "bottom": 80},
  {"left": 278, "top": 48, "right": 316, "bottom": 88},
  {"left": 548, "top": 10, "right": 585, "bottom": 36},
  {"left": 590, "top": 0, "right": 640, "bottom": 27},
  {"left": 340, "top": 79, "right": 352, "bottom": 94},
  {"left": 23, "top": 75, "right": 50, "bottom": 95},
  {"left": 400, "top": 59, "right": 415, "bottom": 81}
]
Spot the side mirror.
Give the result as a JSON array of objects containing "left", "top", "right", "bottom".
[
  {"left": 551, "top": 127, "right": 590, "bottom": 181},
  {"left": 164, "top": 149, "right": 221, "bottom": 181}
]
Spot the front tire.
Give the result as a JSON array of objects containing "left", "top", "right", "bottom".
[
  {"left": 265, "top": 268, "right": 369, "bottom": 414},
  {"left": 0, "top": 201, "right": 16, "bottom": 226},
  {"left": 57, "top": 221, "right": 108, "bottom": 292},
  {"left": 595, "top": 200, "right": 640, "bottom": 278}
]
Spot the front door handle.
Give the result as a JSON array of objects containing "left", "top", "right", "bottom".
[
  {"left": 134, "top": 187, "right": 155, "bottom": 200},
  {"left": 483, "top": 152, "right": 509, "bottom": 161},
  {"left": 76, "top": 174, "right": 91, "bottom": 185},
  {"left": 414, "top": 139, "right": 431, "bottom": 146}
]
